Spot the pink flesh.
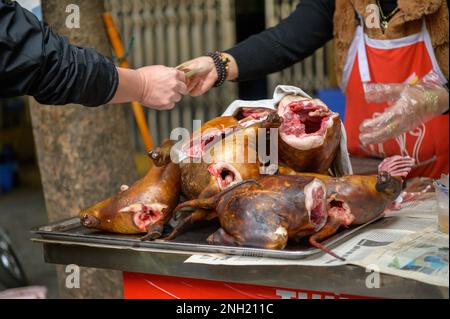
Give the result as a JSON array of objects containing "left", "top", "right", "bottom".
[
  {"left": 377, "top": 156, "right": 416, "bottom": 211},
  {"left": 183, "top": 110, "right": 278, "bottom": 159},
  {"left": 239, "top": 109, "right": 272, "bottom": 121},
  {"left": 208, "top": 164, "right": 241, "bottom": 190},
  {"left": 184, "top": 132, "right": 225, "bottom": 158},
  {"left": 183, "top": 113, "right": 269, "bottom": 159},
  {"left": 310, "top": 186, "right": 327, "bottom": 228},
  {"left": 281, "top": 101, "right": 330, "bottom": 137},
  {"left": 241, "top": 108, "right": 266, "bottom": 117},
  {"left": 133, "top": 205, "right": 163, "bottom": 232},
  {"left": 378, "top": 156, "right": 415, "bottom": 178},
  {"left": 328, "top": 200, "right": 354, "bottom": 226},
  {"left": 241, "top": 110, "right": 263, "bottom": 119}
]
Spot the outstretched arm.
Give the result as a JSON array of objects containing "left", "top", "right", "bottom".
[
  {"left": 0, "top": 1, "right": 187, "bottom": 109},
  {"left": 0, "top": 1, "right": 118, "bottom": 106},
  {"left": 179, "top": 0, "right": 335, "bottom": 96}
]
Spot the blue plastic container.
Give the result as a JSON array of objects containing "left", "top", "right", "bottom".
[
  {"left": 0, "top": 164, "right": 14, "bottom": 193},
  {"left": 316, "top": 88, "right": 347, "bottom": 122}
]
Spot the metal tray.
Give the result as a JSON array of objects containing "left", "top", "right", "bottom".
[{"left": 31, "top": 215, "right": 384, "bottom": 260}]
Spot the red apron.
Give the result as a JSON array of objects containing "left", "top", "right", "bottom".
[{"left": 343, "top": 19, "right": 449, "bottom": 178}]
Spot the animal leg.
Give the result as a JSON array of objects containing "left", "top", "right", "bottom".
[
  {"left": 309, "top": 218, "right": 345, "bottom": 261},
  {"left": 164, "top": 209, "right": 214, "bottom": 240},
  {"left": 207, "top": 228, "right": 238, "bottom": 246},
  {"left": 140, "top": 222, "right": 165, "bottom": 241},
  {"left": 169, "top": 183, "right": 221, "bottom": 238},
  {"left": 173, "top": 196, "right": 217, "bottom": 214},
  {"left": 173, "top": 179, "right": 258, "bottom": 215}
]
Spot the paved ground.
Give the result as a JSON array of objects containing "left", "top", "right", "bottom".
[{"left": 0, "top": 187, "right": 59, "bottom": 298}]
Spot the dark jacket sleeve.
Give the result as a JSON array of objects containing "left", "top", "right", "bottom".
[
  {"left": 225, "top": 0, "right": 335, "bottom": 82},
  {"left": 0, "top": 0, "right": 118, "bottom": 107}
]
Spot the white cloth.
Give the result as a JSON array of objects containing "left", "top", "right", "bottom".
[{"left": 222, "top": 85, "right": 312, "bottom": 116}]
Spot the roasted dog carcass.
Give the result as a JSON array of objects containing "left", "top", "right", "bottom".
[
  {"left": 169, "top": 156, "right": 413, "bottom": 259},
  {"left": 79, "top": 140, "right": 180, "bottom": 240}
]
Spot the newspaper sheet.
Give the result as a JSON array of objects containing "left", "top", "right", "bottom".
[
  {"left": 184, "top": 215, "right": 436, "bottom": 267},
  {"left": 389, "top": 193, "right": 437, "bottom": 219},
  {"left": 185, "top": 227, "right": 413, "bottom": 267},
  {"left": 353, "top": 228, "right": 449, "bottom": 287}
]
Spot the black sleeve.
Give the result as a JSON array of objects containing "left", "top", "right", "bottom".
[
  {"left": 0, "top": 0, "right": 118, "bottom": 107},
  {"left": 225, "top": 0, "right": 335, "bottom": 82}
]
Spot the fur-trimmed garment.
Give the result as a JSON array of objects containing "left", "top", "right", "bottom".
[{"left": 334, "top": 0, "right": 449, "bottom": 85}]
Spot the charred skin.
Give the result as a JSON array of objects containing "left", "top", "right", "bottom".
[
  {"left": 180, "top": 113, "right": 282, "bottom": 199},
  {"left": 79, "top": 140, "right": 181, "bottom": 239},
  {"left": 278, "top": 157, "right": 407, "bottom": 226},
  {"left": 325, "top": 173, "right": 402, "bottom": 225},
  {"left": 307, "top": 172, "right": 402, "bottom": 259},
  {"left": 180, "top": 132, "right": 261, "bottom": 199},
  {"left": 173, "top": 118, "right": 265, "bottom": 239},
  {"left": 169, "top": 176, "right": 328, "bottom": 251},
  {"left": 279, "top": 170, "right": 403, "bottom": 224},
  {"left": 210, "top": 176, "right": 327, "bottom": 249},
  {"left": 180, "top": 116, "right": 240, "bottom": 199},
  {"left": 180, "top": 162, "right": 213, "bottom": 199},
  {"left": 278, "top": 162, "right": 404, "bottom": 259},
  {"left": 171, "top": 168, "right": 403, "bottom": 260},
  {"left": 277, "top": 96, "right": 341, "bottom": 173}
]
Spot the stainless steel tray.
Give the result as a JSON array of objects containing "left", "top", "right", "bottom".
[{"left": 31, "top": 215, "right": 384, "bottom": 260}]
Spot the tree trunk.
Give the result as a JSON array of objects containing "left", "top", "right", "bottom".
[{"left": 30, "top": 0, "right": 137, "bottom": 299}]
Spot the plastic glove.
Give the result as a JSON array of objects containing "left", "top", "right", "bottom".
[
  {"left": 363, "top": 82, "right": 406, "bottom": 104},
  {"left": 360, "top": 71, "right": 449, "bottom": 145}
]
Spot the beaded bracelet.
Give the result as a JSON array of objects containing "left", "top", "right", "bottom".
[{"left": 207, "top": 51, "right": 230, "bottom": 88}]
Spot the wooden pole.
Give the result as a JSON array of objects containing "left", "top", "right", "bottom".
[
  {"left": 30, "top": 0, "right": 137, "bottom": 298},
  {"left": 102, "top": 13, "right": 154, "bottom": 151}
]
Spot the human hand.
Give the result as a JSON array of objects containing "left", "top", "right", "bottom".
[
  {"left": 111, "top": 66, "right": 187, "bottom": 110},
  {"left": 177, "top": 56, "right": 217, "bottom": 96},
  {"left": 178, "top": 53, "right": 238, "bottom": 96},
  {"left": 359, "top": 71, "right": 449, "bottom": 145},
  {"left": 363, "top": 82, "right": 406, "bottom": 104},
  {"left": 136, "top": 65, "right": 187, "bottom": 109}
]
